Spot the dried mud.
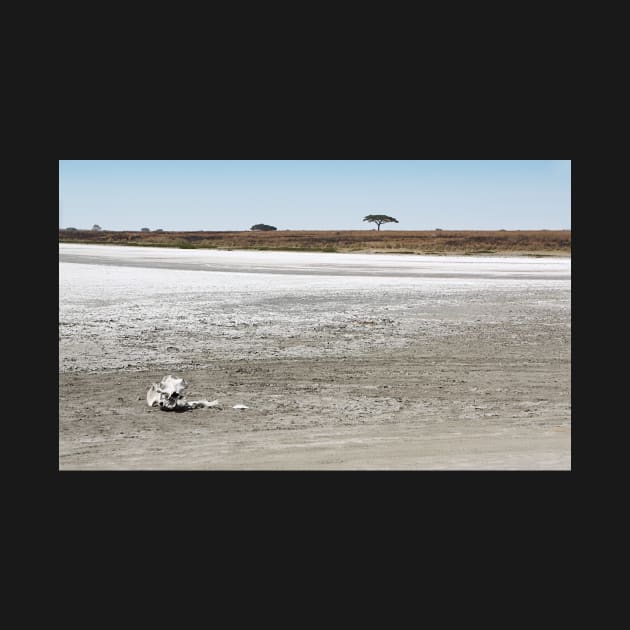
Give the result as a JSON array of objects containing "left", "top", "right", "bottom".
[{"left": 59, "top": 245, "right": 571, "bottom": 470}]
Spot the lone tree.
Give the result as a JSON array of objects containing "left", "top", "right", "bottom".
[
  {"left": 363, "top": 214, "right": 399, "bottom": 231},
  {"left": 92, "top": 224, "right": 102, "bottom": 231},
  {"left": 141, "top": 227, "right": 150, "bottom": 232},
  {"left": 251, "top": 224, "right": 277, "bottom": 231}
]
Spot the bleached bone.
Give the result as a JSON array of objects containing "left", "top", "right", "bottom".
[
  {"left": 188, "top": 399, "right": 221, "bottom": 409},
  {"left": 146, "top": 384, "right": 162, "bottom": 408},
  {"left": 146, "top": 375, "right": 220, "bottom": 411}
]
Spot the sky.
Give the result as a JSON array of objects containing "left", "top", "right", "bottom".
[{"left": 58, "top": 160, "right": 571, "bottom": 231}]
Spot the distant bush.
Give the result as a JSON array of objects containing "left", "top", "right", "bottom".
[
  {"left": 141, "top": 227, "right": 150, "bottom": 232},
  {"left": 154, "top": 229, "right": 164, "bottom": 233},
  {"left": 251, "top": 224, "right": 277, "bottom": 231},
  {"left": 65, "top": 227, "right": 77, "bottom": 231},
  {"left": 174, "top": 239, "right": 195, "bottom": 249},
  {"left": 92, "top": 224, "right": 102, "bottom": 231}
]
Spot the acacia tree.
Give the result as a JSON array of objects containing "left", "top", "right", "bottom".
[{"left": 363, "top": 214, "right": 399, "bottom": 231}]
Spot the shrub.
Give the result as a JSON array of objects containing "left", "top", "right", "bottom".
[
  {"left": 251, "top": 224, "right": 277, "bottom": 231},
  {"left": 174, "top": 239, "right": 195, "bottom": 249}
]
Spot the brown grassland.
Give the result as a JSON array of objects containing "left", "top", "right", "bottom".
[{"left": 59, "top": 229, "right": 571, "bottom": 256}]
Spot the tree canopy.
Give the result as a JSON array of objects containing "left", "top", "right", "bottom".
[
  {"left": 363, "top": 214, "right": 399, "bottom": 230},
  {"left": 251, "top": 224, "right": 277, "bottom": 231}
]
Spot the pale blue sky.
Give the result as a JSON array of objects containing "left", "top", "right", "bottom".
[{"left": 58, "top": 160, "right": 571, "bottom": 231}]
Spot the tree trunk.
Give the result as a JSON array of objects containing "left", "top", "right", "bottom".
[{"left": 377, "top": 223, "right": 381, "bottom": 231}]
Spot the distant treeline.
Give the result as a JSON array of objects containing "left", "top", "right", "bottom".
[{"left": 58, "top": 229, "right": 571, "bottom": 255}]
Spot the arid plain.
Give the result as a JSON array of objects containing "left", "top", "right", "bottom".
[{"left": 59, "top": 243, "right": 571, "bottom": 469}]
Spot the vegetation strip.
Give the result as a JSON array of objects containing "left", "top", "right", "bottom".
[{"left": 59, "top": 229, "right": 571, "bottom": 256}]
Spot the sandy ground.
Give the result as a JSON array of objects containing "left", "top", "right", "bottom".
[{"left": 59, "top": 244, "right": 571, "bottom": 470}]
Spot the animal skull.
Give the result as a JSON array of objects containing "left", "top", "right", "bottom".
[{"left": 147, "top": 375, "right": 220, "bottom": 411}]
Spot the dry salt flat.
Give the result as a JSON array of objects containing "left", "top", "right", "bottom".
[{"left": 59, "top": 244, "right": 571, "bottom": 470}]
